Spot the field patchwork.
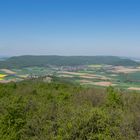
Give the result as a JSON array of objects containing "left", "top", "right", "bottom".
[{"left": 0, "top": 65, "right": 140, "bottom": 90}]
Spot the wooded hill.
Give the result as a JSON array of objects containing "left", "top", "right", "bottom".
[
  {"left": 0, "top": 55, "right": 139, "bottom": 68},
  {"left": 0, "top": 78, "right": 140, "bottom": 139}
]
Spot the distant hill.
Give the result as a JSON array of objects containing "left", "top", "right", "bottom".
[
  {"left": 0, "top": 55, "right": 139, "bottom": 69},
  {"left": 0, "top": 57, "right": 9, "bottom": 61},
  {"left": 129, "top": 57, "right": 140, "bottom": 62}
]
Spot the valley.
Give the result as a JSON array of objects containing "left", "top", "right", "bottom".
[{"left": 0, "top": 63, "right": 140, "bottom": 91}]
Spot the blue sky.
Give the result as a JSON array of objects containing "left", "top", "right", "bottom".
[{"left": 0, "top": 0, "right": 140, "bottom": 57}]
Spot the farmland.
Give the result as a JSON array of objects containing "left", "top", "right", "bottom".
[
  {"left": 0, "top": 74, "right": 7, "bottom": 80},
  {"left": 0, "top": 64, "right": 140, "bottom": 90},
  {"left": 0, "top": 55, "right": 139, "bottom": 90},
  {"left": 58, "top": 65, "right": 140, "bottom": 90}
]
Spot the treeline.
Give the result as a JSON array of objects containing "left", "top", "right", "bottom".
[
  {"left": 0, "top": 79, "right": 140, "bottom": 139},
  {"left": 0, "top": 55, "right": 138, "bottom": 68}
]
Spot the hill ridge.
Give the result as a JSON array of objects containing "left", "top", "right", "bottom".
[{"left": 0, "top": 55, "right": 138, "bottom": 69}]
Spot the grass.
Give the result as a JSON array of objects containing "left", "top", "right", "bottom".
[{"left": 127, "top": 72, "right": 140, "bottom": 81}]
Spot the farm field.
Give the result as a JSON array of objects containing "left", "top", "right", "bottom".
[
  {"left": 0, "top": 64, "right": 140, "bottom": 90},
  {"left": 0, "top": 74, "right": 7, "bottom": 81},
  {"left": 57, "top": 65, "right": 140, "bottom": 90}
]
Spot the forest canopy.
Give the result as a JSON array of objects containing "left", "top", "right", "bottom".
[{"left": 0, "top": 79, "right": 140, "bottom": 140}]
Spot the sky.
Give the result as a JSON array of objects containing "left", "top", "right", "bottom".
[{"left": 0, "top": 0, "right": 140, "bottom": 57}]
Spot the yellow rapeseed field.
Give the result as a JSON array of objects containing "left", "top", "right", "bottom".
[{"left": 0, "top": 74, "right": 7, "bottom": 80}]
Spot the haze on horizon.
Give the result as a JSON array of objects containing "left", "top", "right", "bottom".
[{"left": 0, "top": 0, "right": 140, "bottom": 57}]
